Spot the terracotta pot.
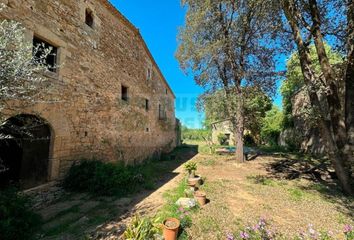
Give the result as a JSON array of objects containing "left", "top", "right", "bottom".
[
  {"left": 194, "top": 191, "right": 207, "bottom": 206},
  {"left": 163, "top": 218, "right": 180, "bottom": 240},
  {"left": 188, "top": 170, "right": 195, "bottom": 178},
  {"left": 187, "top": 177, "right": 200, "bottom": 187}
]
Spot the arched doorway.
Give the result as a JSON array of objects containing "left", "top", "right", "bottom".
[{"left": 0, "top": 114, "right": 52, "bottom": 189}]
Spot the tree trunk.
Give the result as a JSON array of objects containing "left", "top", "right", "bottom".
[
  {"left": 282, "top": 0, "right": 353, "bottom": 195},
  {"left": 344, "top": 0, "right": 354, "bottom": 183},
  {"left": 234, "top": 88, "right": 244, "bottom": 163},
  {"left": 308, "top": 0, "right": 347, "bottom": 149}
]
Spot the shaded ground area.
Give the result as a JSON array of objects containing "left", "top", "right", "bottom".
[
  {"left": 33, "top": 145, "right": 198, "bottom": 240},
  {"left": 32, "top": 143, "right": 353, "bottom": 239},
  {"left": 187, "top": 151, "right": 353, "bottom": 239}
]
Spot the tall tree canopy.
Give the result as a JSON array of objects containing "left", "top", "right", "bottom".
[
  {"left": 177, "top": 0, "right": 278, "bottom": 162},
  {"left": 198, "top": 87, "right": 272, "bottom": 141}
]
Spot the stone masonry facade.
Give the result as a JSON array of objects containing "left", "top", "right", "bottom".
[
  {"left": 211, "top": 119, "right": 235, "bottom": 145},
  {"left": 0, "top": 0, "right": 178, "bottom": 182}
]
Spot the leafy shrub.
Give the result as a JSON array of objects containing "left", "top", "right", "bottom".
[
  {"left": 123, "top": 215, "right": 161, "bottom": 240},
  {"left": 184, "top": 161, "right": 197, "bottom": 173},
  {"left": 0, "top": 188, "right": 42, "bottom": 240},
  {"left": 63, "top": 160, "right": 156, "bottom": 196},
  {"left": 260, "top": 106, "right": 283, "bottom": 146}
]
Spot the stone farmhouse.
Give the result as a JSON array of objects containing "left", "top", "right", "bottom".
[
  {"left": 211, "top": 119, "right": 235, "bottom": 145},
  {"left": 0, "top": 0, "right": 179, "bottom": 189}
]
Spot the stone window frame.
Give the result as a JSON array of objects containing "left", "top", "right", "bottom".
[
  {"left": 33, "top": 36, "right": 58, "bottom": 73},
  {"left": 25, "top": 28, "right": 68, "bottom": 80},
  {"left": 80, "top": 2, "right": 101, "bottom": 32}
]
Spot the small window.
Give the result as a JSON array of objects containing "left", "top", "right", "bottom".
[
  {"left": 33, "top": 36, "right": 58, "bottom": 72},
  {"left": 165, "top": 89, "right": 168, "bottom": 94},
  {"left": 147, "top": 68, "right": 152, "bottom": 80},
  {"left": 146, "top": 128, "right": 150, "bottom": 132},
  {"left": 85, "top": 9, "right": 94, "bottom": 28},
  {"left": 145, "top": 99, "right": 149, "bottom": 111},
  {"left": 121, "top": 85, "right": 128, "bottom": 101}
]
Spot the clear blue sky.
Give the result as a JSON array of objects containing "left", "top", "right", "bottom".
[{"left": 113, "top": 0, "right": 284, "bottom": 129}]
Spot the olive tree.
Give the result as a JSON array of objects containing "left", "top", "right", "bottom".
[{"left": 0, "top": 4, "right": 53, "bottom": 114}]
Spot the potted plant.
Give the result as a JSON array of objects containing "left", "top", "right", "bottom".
[
  {"left": 187, "top": 177, "right": 199, "bottom": 189},
  {"left": 184, "top": 161, "right": 197, "bottom": 178},
  {"left": 163, "top": 218, "right": 180, "bottom": 240},
  {"left": 194, "top": 191, "right": 207, "bottom": 206}
]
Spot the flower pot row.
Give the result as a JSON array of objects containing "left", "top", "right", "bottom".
[
  {"left": 187, "top": 176, "right": 207, "bottom": 207},
  {"left": 163, "top": 162, "right": 208, "bottom": 240}
]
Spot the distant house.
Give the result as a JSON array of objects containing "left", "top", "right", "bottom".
[{"left": 211, "top": 119, "right": 235, "bottom": 145}]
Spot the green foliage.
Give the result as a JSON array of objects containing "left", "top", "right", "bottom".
[
  {"left": 0, "top": 188, "right": 42, "bottom": 240},
  {"left": 184, "top": 161, "right": 197, "bottom": 173},
  {"left": 217, "top": 133, "right": 229, "bottom": 145},
  {"left": 182, "top": 126, "right": 210, "bottom": 141},
  {"left": 157, "top": 180, "right": 195, "bottom": 238},
  {"left": 0, "top": 12, "right": 54, "bottom": 109},
  {"left": 198, "top": 88, "right": 272, "bottom": 138},
  {"left": 288, "top": 188, "right": 305, "bottom": 201},
  {"left": 260, "top": 106, "right": 284, "bottom": 146},
  {"left": 247, "top": 175, "right": 277, "bottom": 186},
  {"left": 123, "top": 215, "right": 161, "bottom": 240},
  {"left": 63, "top": 160, "right": 160, "bottom": 196},
  {"left": 280, "top": 45, "right": 343, "bottom": 128}
]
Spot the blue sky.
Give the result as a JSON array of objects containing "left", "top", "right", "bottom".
[{"left": 113, "top": 0, "right": 284, "bottom": 129}]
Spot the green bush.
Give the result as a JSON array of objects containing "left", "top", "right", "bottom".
[
  {"left": 184, "top": 161, "right": 197, "bottom": 173},
  {"left": 123, "top": 215, "right": 161, "bottom": 240},
  {"left": 63, "top": 160, "right": 156, "bottom": 196},
  {"left": 0, "top": 188, "right": 42, "bottom": 240},
  {"left": 260, "top": 106, "right": 283, "bottom": 146}
]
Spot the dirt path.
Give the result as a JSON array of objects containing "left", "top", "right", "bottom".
[
  {"left": 33, "top": 146, "right": 198, "bottom": 240},
  {"left": 91, "top": 158, "right": 189, "bottom": 240}
]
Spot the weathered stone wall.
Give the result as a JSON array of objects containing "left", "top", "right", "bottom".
[
  {"left": 0, "top": 0, "right": 177, "bottom": 181},
  {"left": 289, "top": 88, "right": 327, "bottom": 154},
  {"left": 211, "top": 120, "right": 235, "bottom": 145}
]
